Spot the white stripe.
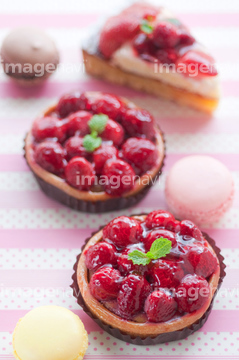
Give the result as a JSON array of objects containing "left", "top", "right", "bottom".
[
  {"left": 0, "top": 173, "right": 39, "bottom": 191},
  {"left": 0, "top": 207, "right": 238, "bottom": 229},
  {"left": 2, "top": 133, "right": 239, "bottom": 154}
]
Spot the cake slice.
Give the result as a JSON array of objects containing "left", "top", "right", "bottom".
[{"left": 82, "top": 2, "right": 220, "bottom": 113}]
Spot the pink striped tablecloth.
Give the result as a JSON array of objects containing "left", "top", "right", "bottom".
[{"left": 0, "top": 1, "right": 238, "bottom": 359}]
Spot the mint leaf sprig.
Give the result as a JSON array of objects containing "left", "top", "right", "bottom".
[
  {"left": 83, "top": 114, "right": 108, "bottom": 152},
  {"left": 128, "top": 237, "right": 172, "bottom": 265},
  {"left": 140, "top": 19, "right": 154, "bottom": 34}
]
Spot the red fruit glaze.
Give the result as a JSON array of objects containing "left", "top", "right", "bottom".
[
  {"left": 185, "top": 244, "right": 218, "bottom": 278},
  {"left": 117, "top": 274, "right": 151, "bottom": 318},
  {"left": 143, "top": 229, "right": 177, "bottom": 252},
  {"left": 35, "top": 141, "right": 66, "bottom": 175},
  {"left": 117, "top": 247, "right": 148, "bottom": 276},
  {"left": 179, "top": 220, "right": 204, "bottom": 242},
  {"left": 122, "top": 137, "right": 158, "bottom": 174},
  {"left": 65, "top": 157, "right": 95, "bottom": 190},
  {"left": 176, "top": 50, "right": 218, "bottom": 77},
  {"left": 64, "top": 136, "right": 88, "bottom": 160},
  {"left": 56, "top": 92, "right": 88, "bottom": 118},
  {"left": 67, "top": 111, "right": 91, "bottom": 137},
  {"left": 32, "top": 117, "right": 67, "bottom": 143},
  {"left": 103, "top": 216, "right": 143, "bottom": 249},
  {"left": 85, "top": 242, "right": 117, "bottom": 271},
  {"left": 121, "top": 108, "right": 155, "bottom": 140},
  {"left": 102, "top": 159, "right": 135, "bottom": 196},
  {"left": 100, "top": 119, "right": 125, "bottom": 146},
  {"left": 145, "top": 290, "right": 177, "bottom": 322},
  {"left": 133, "top": 33, "right": 151, "bottom": 54},
  {"left": 176, "top": 274, "right": 210, "bottom": 313},
  {"left": 150, "top": 259, "right": 185, "bottom": 289},
  {"left": 91, "top": 93, "right": 126, "bottom": 120},
  {"left": 145, "top": 210, "right": 178, "bottom": 232},
  {"left": 89, "top": 267, "right": 122, "bottom": 301},
  {"left": 152, "top": 22, "right": 179, "bottom": 48},
  {"left": 156, "top": 48, "right": 178, "bottom": 65},
  {"left": 99, "top": 15, "right": 140, "bottom": 59},
  {"left": 93, "top": 144, "right": 118, "bottom": 174}
]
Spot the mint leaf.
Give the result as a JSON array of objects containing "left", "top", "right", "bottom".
[
  {"left": 83, "top": 134, "right": 102, "bottom": 152},
  {"left": 89, "top": 114, "right": 108, "bottom": 134},
  {"left": 167, "top": 18, "right": 181, "bottom": 26},
  {"left": 128, "top": 237, "right": 172, "bottom": 265},
  {"left": 148, "top": 237, "right": 172, "bottom": 260},
  {"left": 140, "top": 19, "right": 154, "bottom": 34},
  {"left": 128, "top": 250, "right": 151, "bottom": 266}
]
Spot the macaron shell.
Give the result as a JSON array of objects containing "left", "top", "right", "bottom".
[
  {"left": 165, "top": 155, "right": 234, "bottom": 224},
  {"left": 13, "top": 306, "right": 88, "bottom": 360}
]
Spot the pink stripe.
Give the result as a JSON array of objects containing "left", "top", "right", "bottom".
[
  {"left": 0, "top": 228, "right": 238, "bottom": 249},
  {"left": 0, "top": 308, "right": 238, "bottom": 333},
  {"left": 0, "top": 13, "right": 238, "bottom": 28},
  {"left": 0, "top": 155, "right": 29, "bottom": 172},
  {"left": 222, "top": 81, "right": 239, "bottom": 97}
]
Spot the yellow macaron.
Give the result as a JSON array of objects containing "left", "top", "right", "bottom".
[{"left": 13, "top": 306, "right": 88, "bottom": 360}]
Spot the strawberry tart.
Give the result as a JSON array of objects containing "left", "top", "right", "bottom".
[
  {"left": 72, "top": 210, "right": 225, "bottom": 344},
  {"left": 83, "top": 2, "right": 220, "bottom": 113},
  {"left": 24, "top": 92, "right": 165, "bottom": 212}
]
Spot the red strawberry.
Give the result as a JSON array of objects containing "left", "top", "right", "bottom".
[
  {"left": 152, "top": 22, "right": 180, "bottom": 48},
  {"left": 103, "top": 216, "right": 143, "bottom": 249},
  {"left": 85, "top": 242, "right": 117, "bottom": 271},
  {"left": 149, "top": 259, "right": 185, "bottom": 289},
  {"left": 32, "top": 116, "right": 67, "bottom": 143},
  {"left": 100, "top": 119, "right": 125, "bottom": 147},
  {"left": 156, "top": 48, "right": 178, "bottom": 64},
  {"left": 102, "top": 159, "right": 135, "bottom": 196},
  {"left": 64, "top": 136, "right": 88, "bottom": 160},
  {"left": 35, "top": 141, "right": 66, "bottom": 175},
  {"left": 56, "top": 92, "right": 88, "bottom": 118},
  {"left": 93, "top": 144, "right": 118, "bottom": 174},
  {"left": 91, "top": 93, "right": 126, "bottom": 121},
  {"left": 185, "top": 244, "right": 218, "bottom": 278},
  {"left": 122, "top": 137, "right": 158, "bottom": 174},
  {"left": 99, "top": 15, "right": 140, "bottom": 59},
  {"left": 65, "top": 157, "right": 95, "bottom": 190},
  {"left": 67, "top": 111, "right": 91, "bottom": 137},
  {"left": 179, "top": 220, "right": 204, "bottom": 242},
  {"left": 133, "top": 33, "right": 151, "bottom": 54},
  {"left": 176, "top": 274, "right": 210, "bottom": 313},
  {"left": 117, "top": 247, "right": 148, "bottom": 276},
  {"left": 144, "top": 290, "right": 177, "bottom": 322},
  {"left": 145, "top": 210, "right": 179, "bottom": 232},
  {"left": 143, "top": 229, "right": 177, "bottom": 252},
  {"left": 117, "top": 274, "right": 151, "bottom": 318},
  {"left": 179, "top": 30, "right": 195, "bottom": 46},
  {"left": 89, "top": 267, "right": 122, "bottom": 301},
  {"left": 121, "top": 108, "right": 155, "bottom": 140},
  {"left": 176, "top": 50, "right": 218, "bottom": 78}
]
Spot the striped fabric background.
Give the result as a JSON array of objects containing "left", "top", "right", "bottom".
[{"left": 0, "top": 0, "right": 238, "bottom": 359}]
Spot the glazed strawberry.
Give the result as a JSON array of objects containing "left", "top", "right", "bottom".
[
  {"left": 64, "top": 136, "right": 88, "bottom": 160},
  {"left": 156, "top": 48, "right": 178, "bottom": 65},
  {"left": 103, "top": 216, "right": 143, "bottom": 248},
  {"left": 32, "top": 116, "right": 67, "bottom": 143},
  {"left": 91, "top": 93, "right": 126, "bottom": 120},
  {"left": 179, "top": 31, "right": 195, "bottom": 46},
  {"left": 150, "top": 259, "right": 185, "bottom": 289},
  {"left": 100, "top": 119, "right": 124, "bottom": 147},
  {"left": 122, "top": 137, "right": 158, "bottom": 174},
  {"left": 117, "top": 274, "right": 151, "bottom": 318},
  {"left": 65, "top": 157, "right": 95, "bottom": 190},
  {"left": 93, "top": 144, "right": 118, "bottom": 174},
  {"left": 89, "top": 267, "right": 122, "bottom": 301},
  {"left": 176, "top": 50, "right": 218, "bottom": 77},
  {"left": 56, "top": 92, "right": 88, "bottom": 118},
  {"left": 102, "top": 159, "right": 135, "bottom": 196},
  {"left": 67, "top": 111, "right": 91, "bottom": 137},
  {"left": 145, "top": 210, "right": 178, "bottom": 232},
  {"left": 143, "top": 229, "right": 177, "bottom": 252},
  {"left": 144, "top": 290, "right": 177, "bottom": 322},
  {"left": 176, "top": 274, "right": 210, "bottom": 313},
  {"left": 185, "top": 244, "right": 218, "bottom": 278},
  {"left": 179, "top": 220, "right": 204, "bottom": 242},
  {"left": 133, "top": 33, "right": 151, "bottom": 54},
  {"left": 85, "top": 242, "right": 117, "bottom": 271},
  {"left": 152, "top": 22, "right": 179, "bottom": 48},
  {"left": 35, "top": 141, "right": 66, "bottom": 175},
  {"left": 117, "top": 247, "right": 148, "bottom": 276},
  {"left": 99, "top": 15, "right": 140, "bottom": 59},
  {"left": 121, "top": 108, "right": 155, "bottom": 140}
]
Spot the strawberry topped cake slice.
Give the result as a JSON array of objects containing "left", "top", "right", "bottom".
[{"left": 83, "top": 2, "right": 220, "bottom": 113}]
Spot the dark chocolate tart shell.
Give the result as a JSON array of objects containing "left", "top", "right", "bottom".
[
  {"left": 23, "top": 132, "right": 165, "bottom": 213},
  {"left": 71, "top": 228, "right": 226, "bottom": 345}
]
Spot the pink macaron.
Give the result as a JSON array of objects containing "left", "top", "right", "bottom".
[{"left": 165, "top": 155, "right": 234, "bottom": 224}]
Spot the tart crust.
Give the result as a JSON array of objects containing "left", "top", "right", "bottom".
[
  {"left": 83, "top": 50, "right": 219, "bottom": 114},
  {"left": 76, "top": 215, "right": 220, "bottom": 339},
  {"left": 24, "top": 93, "right": 165, "bottom": 212}
]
